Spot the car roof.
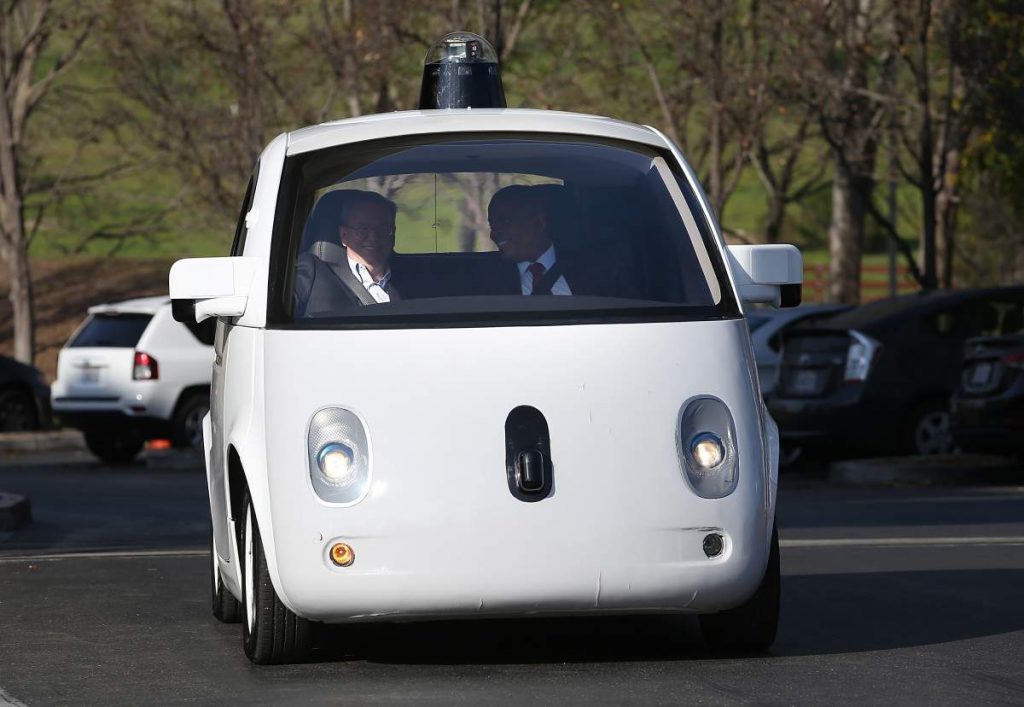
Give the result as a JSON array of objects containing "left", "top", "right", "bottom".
[
  {"left": 816, "top": 286, "right": 1024, "bottom": 330},
  {"left": 286, "top": 109, "right": 667, "bottom": 156},
  {"left": 87, "top": 295, "right": 169, "bottom": 316}
]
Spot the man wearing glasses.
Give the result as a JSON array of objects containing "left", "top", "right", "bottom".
[
  {"left": 338, "top": 191, "right": 400, "bottom": 303},
  {"left": 294, "top": 189, "right": 402, "bottom": 316}
]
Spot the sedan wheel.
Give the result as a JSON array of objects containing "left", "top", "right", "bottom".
[
  {"left": 0, "top": 389, "right": 37, "bottom": 432},
  {"left": 913, "top": 409, "right": 953, "bottom": 456}
]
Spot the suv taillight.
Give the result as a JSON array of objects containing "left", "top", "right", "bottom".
[{"left": 133, "top": 351, "right": 159, "bottom": 380}]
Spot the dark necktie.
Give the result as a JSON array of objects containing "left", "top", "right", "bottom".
[{"left": 527, "top": 262, "right": 546, "bottom": 294}]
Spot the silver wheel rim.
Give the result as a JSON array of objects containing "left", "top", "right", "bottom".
[
  {"left": 915, "top": 410, "right": 952, "bottom": 455},
  {"left": 245, "top": 508, "right": 256, "bottom": 633},
  {"left": 185, "top": 404, "right": 209, "bottom": 449}
]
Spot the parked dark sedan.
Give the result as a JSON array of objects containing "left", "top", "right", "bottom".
[
  {"left": 767, "top": 287, "right": 1024, "bottom": 458},
  {"left": 951, "top": 334, "right": 1024, "bottom": 456},
  {"left": 0, "top": 355, "right": 51, "bottom": 432}
]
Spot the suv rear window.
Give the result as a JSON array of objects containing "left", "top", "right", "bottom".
[{"left": 70, "top": 314, "right": 152, "bottom": 348}]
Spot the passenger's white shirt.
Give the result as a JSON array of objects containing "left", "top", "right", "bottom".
[
  {"left": 348, "top": 257, "right": 392, "bottom": 303},
  {"left": 516, "top": 244, "right": 571, "bottom": 295}
]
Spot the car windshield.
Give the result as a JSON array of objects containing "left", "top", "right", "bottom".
[
  {"left": 270, "top": 133, "right": 737, "bottom": 327},
  {"left": 70, "top": 314, "right": 151, "bottom": 348}
]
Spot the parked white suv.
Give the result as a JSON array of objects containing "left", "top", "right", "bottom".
[{"left": 51, "top": 296, "right": 214, "bottom": 463}]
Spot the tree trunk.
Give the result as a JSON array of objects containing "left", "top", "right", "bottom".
[
  {"left": 828, "top": 157, "right": 868, "bottom": 304},
  {"left": 4, "top": 241, "right": 34, "bottom": 364},
  {"left": 0, "top": 88, "right": 35, "bottom": 364},
  {"left": 935, "top": 142, "right": 962, "bottom": 289},
  {"left": 762, "top": 191, "right": 785, "bottom": 244},
  {"left": 708, "top": 11, "right": 725, "bottom": 214}
]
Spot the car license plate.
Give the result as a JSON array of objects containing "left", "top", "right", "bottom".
[
  {"left": 970, "top": 362, "right": 992, "bottom": 386},
  {"left": 792, "top": 369, "right": 820, "bottom": 395},
  {"left": 79, "top": 368, "right": 100, "bottom": 384}
]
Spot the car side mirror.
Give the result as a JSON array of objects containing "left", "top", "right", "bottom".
[
  {"left": 727, "top": 244, "right": 802, "bottom": 308},
  {"left": 169, "top": 257, "right": 259, "bottom": 323}
]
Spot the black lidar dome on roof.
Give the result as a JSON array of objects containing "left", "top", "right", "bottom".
[{"left": 418, "top": 31, "right": 506, "bottom": 110}]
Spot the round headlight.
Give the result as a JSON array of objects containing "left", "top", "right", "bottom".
[
  {"left": 317, "top": 442, "right": 355, "bottom": 485},
  {"left": 690, "top": 432, "right": 725, "bottom": 469}
]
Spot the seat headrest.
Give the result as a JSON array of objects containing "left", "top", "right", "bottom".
[
  {"left": 310, "top": 240, "right": 347, "bottom": 265},
  {"left": 299, "top": 190, "right": 353, "bottom": 254},
  {"left": 530, "top": 184, "right": 582, "bottom": 251}
]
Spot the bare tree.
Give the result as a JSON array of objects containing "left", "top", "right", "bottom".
[
  {"left": 105, "top": 0, "right": 317, "bottom": 217},
  {"left": 779, "top": 0, "right": 899, "bottom": 303},
  {"left": 0, "top": 0, "right": 92, "bottom": 363},
  {"left": 887, "top": 0, "right": 995, "bottom": 289},
  {"left": 595, "top": 0, "right": 797, "bottom": 229}
]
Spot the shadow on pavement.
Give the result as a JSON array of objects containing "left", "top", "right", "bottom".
[{"left": 303, "top": 568, "right": 1024, "bottom": 664}]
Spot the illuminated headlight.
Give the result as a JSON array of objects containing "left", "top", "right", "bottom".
[
  {"left": 690, "top": 432, "right": 725, "bottom": 469},
  {"left": 317, "top": 442, "right": 356, "bottom": 486},
  {"left": 677, "top": 397, "right": 738, "bottom": 499},
  {"left": 307, "top": 408, "right": 371, "bottom": 505}
]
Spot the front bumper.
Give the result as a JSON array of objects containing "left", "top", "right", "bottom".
[
  {"left": 268, "top": 488, "right": 770, "bottom": 624},
  {"left": 952, "top": 394, "right": 1024, "bottom": 454}
]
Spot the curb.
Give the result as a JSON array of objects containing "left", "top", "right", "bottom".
[
  {"left": 0, "top": 491, "right": 32, "bottom": 532},
  {"left": 0, "top": 430, "right": 85, "bottom": 455},
  {"left": 829, "top": 454, "right": 1022, "bottom": 487}
]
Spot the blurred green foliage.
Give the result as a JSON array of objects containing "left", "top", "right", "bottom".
[{"left": 14, "top": 0, "right": 1023, "bottom": 286}]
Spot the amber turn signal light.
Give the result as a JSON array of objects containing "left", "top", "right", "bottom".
[{"left": 329, "top": 542, "right": 355, "bottom": 567}]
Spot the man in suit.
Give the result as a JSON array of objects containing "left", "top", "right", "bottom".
[
  {"left": 295, "top": 190, "right": 406, "bottom": 317},
  {"left": 487, "top": 184, "right": 637, "bottom": 298}
]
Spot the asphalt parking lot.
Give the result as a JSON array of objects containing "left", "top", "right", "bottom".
[{"left": 1, "top": 452, "right": 1023, "bottom": 705}]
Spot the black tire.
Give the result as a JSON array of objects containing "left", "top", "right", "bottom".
[
  {"left": 173, "top": 392, "right": 210, "bottom": 450},
  {"left": 905, "top": 399, "right": 954, "bottom": 456},
  {"left": 0, "top": 388, "right": 38, "bottom": 432},
  {"left": 699, "top": 524, "right": 780, "bottom": 652},
  {"left": 241, "top": 493, "right": 312, "bottom": 664},
  {"left": 211, "top": 528, "right": 241, "bottom": 623},
  {"left": 84, "top": 429, "right": 144, "bottom": 465}
]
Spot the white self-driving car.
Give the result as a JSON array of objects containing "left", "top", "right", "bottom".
[{"left": 170, "top": 33, "right": 801, "bottom": 664}]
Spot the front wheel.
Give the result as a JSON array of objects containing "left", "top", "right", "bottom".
[
  {"left": 240, "top": 493, "right": 312, "bottom": 664},
  {"left": 699, "top": 524, "right": 780, "bottom": 652}
]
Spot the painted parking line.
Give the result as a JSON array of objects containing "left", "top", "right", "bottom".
[
  {"left": 781, "top": 536, "right": 1024, "bottom": 549},
  {"left": 0, "top": 548, "right": 207, "bottom": 563}
]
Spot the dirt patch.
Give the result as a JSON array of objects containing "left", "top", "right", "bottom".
[{"left": 0, "top": 257, "right": 176, "bottom": 381}]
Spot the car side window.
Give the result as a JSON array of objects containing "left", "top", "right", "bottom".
[
  {"left": 927, "top": 307, "right": 962, "bottom": 337},
  {"left": 230, "top": 165, "right": 258, "bottom": 257},
  {"left": 970, "top": 296, "right": 1024, "bottom": 337}
]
